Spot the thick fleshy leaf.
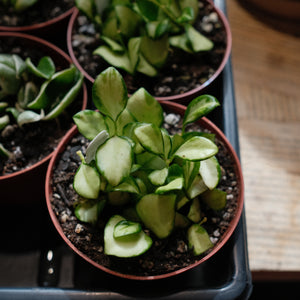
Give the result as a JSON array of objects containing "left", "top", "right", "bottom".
[
  {"left": 140, "top": 35, "right": 169, "bottom": 68},
  {"left": 26, "top": 56, "right": 55, "bottom": 79},
  {"left": 104, "top": 215, "right": 152, "bottom": 257},
  {"left": 74, "top": 200, "right": 105, "bottom": 225},
  {"left": 14, "top": 0, "right": 38, "bottom": 12},
  {"left": 73, "top": 163, "right": 101, "bottom": 199},
  {"left": 155, "top": 177, "right": 183, "bottom": 194},
  {"left": 17, "top": 110, "right": 44, "bottom": 126},
  {"left": 0, "top": 143, "right": 12, "bottom": 158},
  {"left": 93, "top": 46, "right": 134, "bottom": 74},
  {"left": 73, "top": 110, "right": 107, "bottom": 140},
  {"left": 169, "top": 33, "right": 192, "bottom": 53},
  {"left": 201, "top": 188, "right": 227, "bottom": 211},
  {"left": 148, "top": 167, "right": 168, "bottom": 186},
  {"left": 187, "top": 174, "right": 207, "bottom": 199},
  {"left": 199, "top": 156, "right": 221, "bottom": 190},
  {"left": 136, "top": 53, "right": 158, "bottom": 77},
  {"left": 136, "top": 194, "right": 176, "bottom": 239},
  {"left": 183, "top": 95, "right": 220, "bottom": 128},
  {"left": 18, "top": 82, "right": 38, "bottom": 109},
  {"left": 127, "top": 88, "right": 163, "bottom": 126},
  {"left": 92, "top": 67, "right": 128, "bottom": 121},
  {"left": 85, "top": 130, "right": 109, "bottom": 164},
  {"left": 42, "top": 71, "right": 84, "bottom": 120},
  {"left": 188, "top": 224, "right": 213, "bottom": 255},
  {"left": 113, "top": 220, "right": 142, "bottom": 239},
  {"left": 0, "top": 115, "right": 9, "bottom": 130},
  {"left": 115, "top": 108, "right": 135, "bottom": 136},
  {"left": 136, "top": 0, "right": 159, "bottom": 21},
  {"left": 185, "top": 24, "right": 214, "bottom": 52},
  {"left": 134, "top": 123, "right": 164, "bottom": 156},
  {"left": 112, "top": 177, "right": 140, "bottom": 194},
  {"left": 115, "top": 5, "right": 140, "bottom": 37},
  {"left": 96, "top": 136, "right": 133, "bottom": 186},
  {"left": 173, "top": 136, "right": 218, "bottom": 161}
]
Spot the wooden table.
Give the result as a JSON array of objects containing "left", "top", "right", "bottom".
[{"left": 227, "top": 0, "right": 300, "bottom": 280}]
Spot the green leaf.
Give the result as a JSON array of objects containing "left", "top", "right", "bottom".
[
  {"left": 113, "top": 220, "right": 142, "bottom": 239},
  {"left": 127, "top": 88, "right": 163, "bottom": 126},
  {"left": 93, "top": 46, "right": 134, "bottom": 74},
  {"left": 183, "top": 160, "right": 200, "bottom": 191},
  {"left": 92, "top": 67, "right": 128, "bottom": 121},
  {"left": 148, "top": 167, "right": 168, "bottom": 186},
  {"left": 201, "top": 188, "right": 227, "bottom": 211},
  {"left": 161, "top": 128, "right": 172, "bottom": 159},
  {"left": 136, "top": 53, "right": 158, "bottom": 76},
  {"left": 136, "top": 194, "right": 176, "bottom": 239},
  {"left": 101, "top": 36, "right": 124, "bottom": 52},
  {"left": 0, "top": 115, "right": 9, "bottom": 130},
  {"left": 73, "top": 110, "right": 108, "bottom": 141},
  {"left": 169, "top": 33, "right": 193, "bottom": 53},
  {"left": 42, "top": 71, "right": 84, "bottom": 120},
  {"left": 112, "top": 177, "right": 140, "bottom": 194},
  {"left": 104, "top": 215, "right": 152, "bottom": 257},
  {"left": 75, "top": 200, "right": 106, "bottom": 225},
  {"left": 73, "top": 163, "right": 101, "bottom": 199},
  {"left": 183, "top": 95, "right": 220, "bottom": 128},
  {"left": 26, "top": 56, "right": 55, "bottom": 79},
  {"left": 146, "top": 20, "right": 170, "bottom": 39},
  {"left": 176, "top": 6, "right": 194, "bottom": 23},
  {"left": 185, "top": 24, "right": 214, "bottom": 52},
  {"left": 115, "top": 108, "right": 135, "bottom": 136},
  {"left": 0, "top": 102, "right": 8, "bottom": 113},
  {"left": 140, "top": 35, "right": 169, "bottom": 68},
  {"left": 188, "top": 224, "right": 213, "bottom": 255},
  {"left": 199, "top": 156, "right": 221, "bottom": 190},
  {"left": 155, "top": 177, "right": 183, "bottom": 194},
  {"left": 0, "top": 143, "right": 12, "bottom": 158},
  {"left": 96, "top": 136, "right": 133, "bottom": 186},
  {"left": 134, "top": 123, "right": 164, "bottom": 157},
  {"left": 17, "top": 82, "right": 38, "bottom": 109},
  {"left": 135, "top": 152, "right": 166, "bottom": 170},
  {"left": 115, "top": 5, "right": 140, "bottom": 37},
  {"left": 17, "top": 110, "right": 43, "bottom": 126},
  {"left": 85, "top": 130, "right": 109, "bottom": 164},
  {"left": 14, "top": 0, "right": 38, "bottom": 11},
  {"left": 173, "top": 136, "right": 218, "bottom": 161},
  {"left": 187, "top": 174, "right": 207, "bottom": 199},
  {"left": 136, "top": 0, "right": 159, "bottom": 21}
]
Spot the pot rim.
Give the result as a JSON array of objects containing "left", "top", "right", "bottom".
[
  {"left": 0, "top": 31, "right": 88, "bottom": 182},
  {"left": 67, "top": 0, "right": 232, "bottom": 101},
  {"left": 45, "top": 101, "right": 244, "bottom": 281},
  {"left": 0, "top": 6, "right": 75, "bottom": 32}
]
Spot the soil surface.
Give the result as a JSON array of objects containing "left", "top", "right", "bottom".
[
  {"left": 49, "top": 112, "right": 240, "bottom": 277},
  {"left": 71, "top": 0, "right": 228, "bottom": 97},
  {"left": 0, "top": 0, "right": 74, "bottom": 27},
  {"left": 0, "top": 37, "right": 84, "bottom": 176}
]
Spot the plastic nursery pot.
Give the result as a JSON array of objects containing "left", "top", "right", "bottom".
[
  {"left": 0, "top": 32, "right": 88, "bottom": 204},
  {"left": 67, "top": 0, "right": 232, "bottom": 104},
  {"left": 45, "top": 101, "right": 244, "bottom": 281},
  {"left": 0, "top": 3, "right": 75, "bottom": 40}
]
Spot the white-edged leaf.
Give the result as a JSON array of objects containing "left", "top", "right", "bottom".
[
  {"left": 73, "top": 163, "right": 101, "bottom": 199},
  {"left": 96, "top": 136, "right": 133, "bottom": 186},
  {"left": 92, "top": 67, "right": 128, "bottom": 121},
  {"left": 73, "top": 110, "right": 108, "bottom": 140},
  {"left": 173, "top": 136, "right": 218, "bottom": 161},
  {"left": 199, "top": 156, "right": 221, "bottom": 190}
]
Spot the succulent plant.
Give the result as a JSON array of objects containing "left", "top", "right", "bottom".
[
  {"left": 75, "top": 0, "right": 214, "bottom": 77},
  {"left": 72, "top": 67, "right": 226, "bottom": 257},
  {"left": 0, "top": 0, "right": 39, "bottom": 12},
  {"left": 0, "top": 53, "right": 84, "bottom": 158}
]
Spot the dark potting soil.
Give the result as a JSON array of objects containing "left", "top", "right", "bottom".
[
  {"left": 71, "top": 0, "right": 228, "bottom": 97},
  {"left": 49, "top": 112, "right": 240, "bottom": 277},
  {"left": 0, "top": 0, "right": 74, "bottom": 27},
  {"left": 0, "top": 37, "right": 83, "bottom": 176}
]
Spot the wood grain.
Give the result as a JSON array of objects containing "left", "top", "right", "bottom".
[{"left": 226, "top": 0, "right": 300, "bottom": 278}]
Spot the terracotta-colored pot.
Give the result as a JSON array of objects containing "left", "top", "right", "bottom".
[
  {"left": 67, "top": 1, "right": 232, "bottom": 104},
  {"left": 45, "top": 101, "right": 244, "bottom": 280},
  {"left": 0, "top": 5, "right": 75, "bottom": 40},
  {"left": 0, "top": 32, "right": 88, "bottom": 204}
]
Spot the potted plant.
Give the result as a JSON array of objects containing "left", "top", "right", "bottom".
[
  {"left": 0, "top": 0, "right": 75, "bottom": 39},
  {"left": 67, "top": 0, "right": 231, "bottom": 104},
  {"left": 46, "top": 67, "right": 244, "bottom": 280},
  {"left": 0, "top": 32, "right": 87, "bottom": 204}
]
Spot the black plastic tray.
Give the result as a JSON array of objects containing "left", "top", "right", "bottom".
[{"left": 0, "top": 1, "right": 252, "bottom": 299}]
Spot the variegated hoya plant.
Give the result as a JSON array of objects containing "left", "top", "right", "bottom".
[{"left": 72, "top": 67, "right": 227, "bottom": 258}]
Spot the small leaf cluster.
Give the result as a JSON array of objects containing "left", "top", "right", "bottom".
[
  {"left": 0, "top": 0, "right": 39, "bottom": 12},
  {"left": 72, "top": 67, "right": 227, "bottom": 257},
  {"left": 75, "top": 0, "right": 214, "bottom": 77},
  {"left": 0, "top": 54, "right": 84, "bottom": 158}
]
